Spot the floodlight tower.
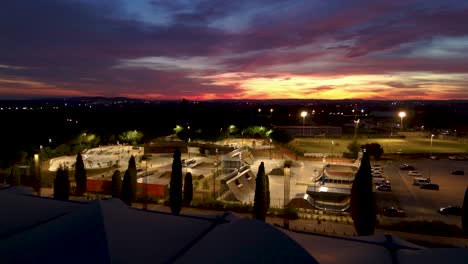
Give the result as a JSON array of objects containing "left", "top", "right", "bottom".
[
  {"left": 398, "top": 111, "right": 406, "bottom": 132},
  {"left": 300, "top": 111, "right": 308, "bottom": 136}
]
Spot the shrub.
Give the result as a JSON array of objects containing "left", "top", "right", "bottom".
[{"left": 269, "top": 208, "right": 299, "bottom": 220}]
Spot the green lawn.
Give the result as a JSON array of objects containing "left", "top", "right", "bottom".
[{"left": 293, "top": 137, "right": 468, "bottom": 154}]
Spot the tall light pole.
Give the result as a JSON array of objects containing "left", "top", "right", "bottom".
[
  {"left": 331, "top": 141, "right": 335, "bottom": 163},
  {"left": 283, "top": 165, "right": 290, "bottom": 229},
  {"left": 353, "top": 119, "right": 360, "bottom": 138},
  {"left": 214, "top": 148, "right": 218, "bottom": 200},
  {"left": 241, "top": 130, "right": 244, "bottom": 148},
  {"left": 269, "top": 138, "right": 272, "bottom": 160},
  {"left": 300, "top": 111, "right": 308, "bottom": 136},
  {"left": 141, "top": 155, "right": 149, "bottom": 210},
  {"left": 430, "top": 134, "right": 434, "bottom": 158},
  {"left": 398, "top": 111, "right": 406, "bottom": 132},
  {"left": 187, "top": 138, "right": 191, "bottom": 159}
]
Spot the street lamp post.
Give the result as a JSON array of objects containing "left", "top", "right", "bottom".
[
  {"left": 300, "top": 111, "right": 308, "bottom": 136},
  {"left": 398, "top": 111, "right": 406, "bottom": 132},
  {"left": 187, "top": 138, "right": 191, "bottom": 159},
  {"left": 141, "top": 155, "right": 149, "bottom": 210},
  {"left": 283, "top": 166, "right": 290, "bottom": 229},
  {"left": 331, "top": 141, "right": 334, "bottom": 163},
  {"left": 430, "top": 134, "right": 434, "bottom": 158},
  {"left": 269, "top": 138, "right": 272, "bottom": 160},
  {"left": 214, "top": 148, "right": 218, "bottom": 200},
  {"left": 429, "top": 134, "right": 434, "bottom": 180},
  {"left": 353, "top": 119, "right": 360, "bottom": 138},
  {"left": 242, "top": 130, "right": 245, "bottom": 148}
]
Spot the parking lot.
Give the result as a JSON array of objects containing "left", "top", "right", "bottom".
[{"left": 375, "top": 158, "right": 468, "bottom": 226}]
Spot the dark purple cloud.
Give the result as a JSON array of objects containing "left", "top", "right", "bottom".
[{"left": 1, "top": 0, "right": 468, "bottom": 99}]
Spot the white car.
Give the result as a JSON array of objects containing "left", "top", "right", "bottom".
[
  {"left": 408, "top": 170, "right": 422, "bottom": 176},
  {"left": 372, "top": 171, "right": 383, "bottom": 177},
  {"left": 413, "top": 177, "right": 431, "bottom": 186}
]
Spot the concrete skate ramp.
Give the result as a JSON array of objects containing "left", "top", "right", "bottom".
[
  {"left": 287, "top": 194, "right": 316, "bottom": 210},
  {"left": 243, "top": 153, "right": 255, "bottom": 165},
  {"left": 225, "top": 169, "right": 256, "bottom": 203},
  {"left": 220, "top": 165, "right": 250, "bottom": 183}
]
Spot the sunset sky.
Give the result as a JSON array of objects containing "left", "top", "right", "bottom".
[{"left": 1, "top": 0, "right": 468, "bottom": 100}]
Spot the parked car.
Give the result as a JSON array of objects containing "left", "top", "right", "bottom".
[
  {"left": 376, "top": 184, "right": 391, "bottom": 191},
  {"left": 372, "top": 171, "right": 383, "bottom": 177},
  {"left": 420, "top": 183, "right": 439, "bottom": 190},
  {"left": 413, "top": 177, "right": 431, "bottom": 186},
  {"left": 451, "top": 170, "right": 464, "bottom": 175},
  {"left": 408, "top": 170, "right": 422, "bottom": 176},
  {"left": 374, "top": 179, "right": 390, "bottom": 185},
  {"left": 399, "top": 164, "right": 415, "bottom": 170},
  {"left": 430, "top": 156, "right": 439, "bottom": 160},
  {"left": 448, "top": 156, "right": 468, "bottom": 160},
  {"left": 373, "top": 177, "right": 389, "bottom": 186},
  {"left": 371, "top": 167, "right": 383, "bottom": 173},
  {"left": 381, "top": 207, "right": 406, "bottom": 217},
  {"left": 438, "top": 206, "right": 462, "bottom": 216}
]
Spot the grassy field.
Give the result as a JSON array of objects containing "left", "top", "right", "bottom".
[{"left": 292, "top": 137, "right": 468, "bottom": 155}]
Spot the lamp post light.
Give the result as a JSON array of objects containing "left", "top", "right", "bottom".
[
  {"left": 331, "top": 141, "right": 335, "bottom": 163},
  {"left": 187, "top": 138, "right": 191, "bottom": 159},
  {"left": 430, "top": 134, "right": 434, "bottom": 158},
  {"left": 300, "top": 111, "right": 308, "bottom": 136},
  {"left": 353, "top": 119, "right": 360, "bottom": 138},
  {"left": 141, "top": 155, "right": 149, "bottom": 210},
  {"left": 241, "top": 130, "right": 244, "bottom": 148},
  {"left": 214, "top": 148, "right": 218, "bottom": 200},
  {"left": 269, "top": 138, "right": 272, "bottom": 160},
  {"left": 398, "top": 111, "right": 406, "bottom": 132}
]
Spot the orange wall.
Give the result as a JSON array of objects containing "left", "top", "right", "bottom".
[{"left": 87, "top": 179, "right": 167, "bottom": 198}]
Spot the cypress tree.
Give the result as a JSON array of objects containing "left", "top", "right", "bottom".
[
  {"left": 111, "top": 170, "right": 122, "bottom": 198},
  {"left": 54, "top": 167, "right": 70, "bottom": 201},
  {"left": 254, "top": 162, "right": 267, "bottom": 221},
  {"left": 350, "top": 151, "right": 376, "bottom": 236},
  {"left": 121, "top": 169, "right": 131, "bottom": 205},
  {"left": 169, "top": 149, "right": 183, "bottom": 215},
  {"left": 462, "top": 187, "right": 468, "bottom": 234},
  {"left": 128, "top": 156, "right": 137, "bottom": 203},
  {"left": 74, "top": 152, "right": 87, "bottom": 196},
  {"left": 183, "top": 172, "right": 193, "bottom": 206}
]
